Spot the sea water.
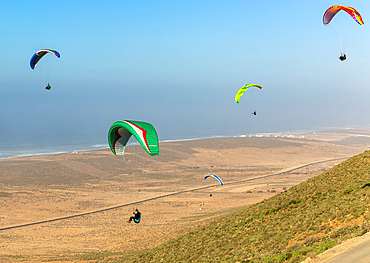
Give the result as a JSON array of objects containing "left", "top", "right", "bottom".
[
  {"left": 0, "top": 127, "right": 316, "bottom": 160},
  {"left": 0, "top": 137, "right": 108, "bottom": 160},
  {"left": 0, "top": 116, "right": 364, "bottom": 160}
]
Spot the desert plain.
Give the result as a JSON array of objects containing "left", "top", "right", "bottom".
[{"left": 1, "top": 129, "right": 370, "bottom": 262}]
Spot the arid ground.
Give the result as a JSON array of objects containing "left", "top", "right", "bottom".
[{"left": 1, "top": 129, "right": 370, "bottom": 262}]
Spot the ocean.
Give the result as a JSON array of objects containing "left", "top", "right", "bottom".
[
  {"left": 0, "top": 137, "right": 108, "bottom": 160},
  {"left": 0, "top": 124, "right": 332, "bottom": 160}
]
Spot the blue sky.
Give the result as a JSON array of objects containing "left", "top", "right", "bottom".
[{"left": 1, "top": 0, "right": 370, "bottom": 150}]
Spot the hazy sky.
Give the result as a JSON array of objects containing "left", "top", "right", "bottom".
[{"left": 1, "top": 0, "right": 370, "bottom": 148}]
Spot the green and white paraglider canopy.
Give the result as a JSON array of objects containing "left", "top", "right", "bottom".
[{"left": 108, "top": 120, "right": 159, "bottom": 156}]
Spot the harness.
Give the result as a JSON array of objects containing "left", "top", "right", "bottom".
[{"left": 134, "top": 212, "right": 141, "bottom": 223}]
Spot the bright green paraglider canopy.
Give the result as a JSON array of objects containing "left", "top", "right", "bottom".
[
  {"left": 235, "top": 84, "right": 263, "bottom": 103},
  {"left": 108, "top": 120, "right": 159, "bottom": 156}
]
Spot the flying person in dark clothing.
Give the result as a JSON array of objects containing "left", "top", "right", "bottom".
[
  {"left": 45, "top": 83, "right": 51, "bottom": 90},
  {"left": 128, "top": 208, "right": 141, "bottom": 223},
  {"left": 339, "top": 54, "right": 346, "bottom": 61}
]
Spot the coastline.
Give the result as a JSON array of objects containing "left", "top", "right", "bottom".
[{"left": 0, "top": 127, "right": 340, "bottom": 160}]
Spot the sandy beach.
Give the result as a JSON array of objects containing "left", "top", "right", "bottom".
[{"left": 0, "top": 130, "right": 369, "bottom": 262}]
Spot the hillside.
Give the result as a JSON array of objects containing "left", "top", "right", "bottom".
[{"left": 130, "top": 150, "right": 370, "bottom": 262}]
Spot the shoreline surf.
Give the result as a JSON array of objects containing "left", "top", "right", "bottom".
[{"left": 0, "top": 126, "right": 366, "bottom": 160}]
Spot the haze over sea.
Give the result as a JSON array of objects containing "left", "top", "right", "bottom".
[
  {"left": 1, "top": 1, "right": 370, "bottom": 160},
  {"left": 1, "top": 122, "right": 369, "bottom": 160}
]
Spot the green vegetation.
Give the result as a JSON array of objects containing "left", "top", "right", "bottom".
[{"left": 128, "top": 150, "right": 370, "bottom": 262}]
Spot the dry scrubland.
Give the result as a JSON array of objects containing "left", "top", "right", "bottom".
[
  {"left": 0, "top": 129, "right": 369, "bottom": 262},
  {"left": 136, "top": 147, "right": 370, "bottom": 263}
]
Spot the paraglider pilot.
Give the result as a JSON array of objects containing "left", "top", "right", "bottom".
[
  {"left": 339, "top": 54, "right": 346, "bottom": 61},
  {"left": 45, "top": 83, "right": 51, "bottom": 90},
  {"left": 128, "top": 208, "right": 141, "bottom": 223},
  {"left": 252, "top": 111, "right": 257, "bottom": 115}
]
